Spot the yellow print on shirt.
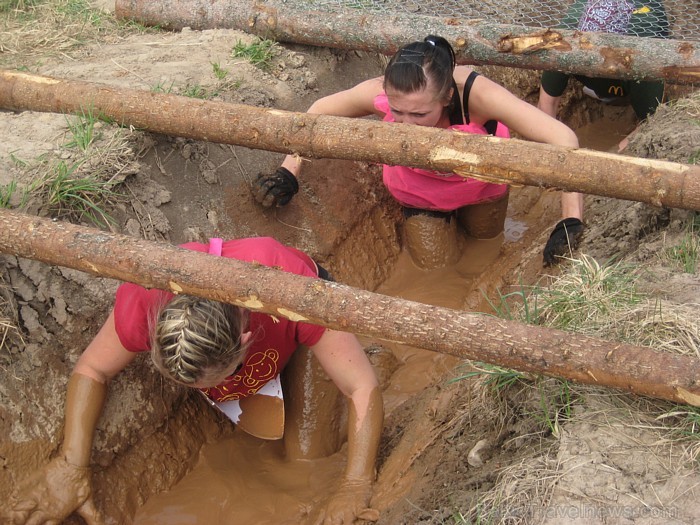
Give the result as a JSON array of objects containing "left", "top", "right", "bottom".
[
  {"left": 205, "top": 348, "right": 280, "bottom": 401},
  {"left": 242, "top": 348, "right": 280, "bottom": 388},
  {"left": 608, "top": 84, "right": 624, "bottom": 96}
]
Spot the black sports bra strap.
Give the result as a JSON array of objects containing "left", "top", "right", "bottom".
[
  {"left": 447, "top": 78, "right": 463, "bottom": 126},
  {"left": 462, "top": 71, "right": 480, "bottom": 124},
  {"left": 463, "top": 70, "right": 499, "bottom": 135}
]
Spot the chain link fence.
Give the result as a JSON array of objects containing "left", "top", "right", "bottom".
[{"left": 301, "top": 0, "right": 698, "bottom": 41}]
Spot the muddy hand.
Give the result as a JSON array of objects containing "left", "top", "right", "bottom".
[
  {"left": 310, "top": 478, "right": 378, "bottom": 525},
  {"left": 543, "top": 217, "right": 584, "bottom": 267},
  {"left": 5, "top": 456, "right": 103, "bottom": 525},
  {"left": 252, "top": 167, "right": 299, "bottom": 208}
]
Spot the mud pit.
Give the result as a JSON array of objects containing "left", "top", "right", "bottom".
[{"left": 1, "top": 3, "right": 700, "bottom": 524}]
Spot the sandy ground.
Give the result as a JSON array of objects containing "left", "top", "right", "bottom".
[{"left": 1, "top": 2, "right": 699, "bottom": 524}]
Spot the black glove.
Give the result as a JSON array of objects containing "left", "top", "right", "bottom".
[
  {"left": 252, "top": 167, "right": 299, "bottom": 208},
  {"left": 543, "top": 218, "right": 584, "bottom": 267}
]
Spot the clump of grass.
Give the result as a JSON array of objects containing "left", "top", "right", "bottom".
[
  {"left": 54, "top": 0, "right": 105, "bottom": 27},
  {"left": 211, "top": 61, "right": 228, "bottom": 80},
  {"left": 231, "top": 37, "right": 278, "bottom": 70},
  {"left": 151, "top": 80, "right": 174, "bottom": 94},
  {"left": 151, "top": 77, "right": 237, "bottom": 100},
  {"left": 487, "top": 253, "right": 698, "bottom": 356},
  {"left": 534, "top": 255, "right": 643, "bottom": 334},
  {"left": 690, "top": 149, "right": 700, "bottom": 165},
  {"left": 29, "top": 160, "right": 120, "bottom": 227},
  {"left": 665, "top": 221, "right": 699, "bottom": 273},
  {"left": 657, "top": 405, "right": 700, "bottom": 456},
  {"left": 453, "top": 362, "right": 577, "bottom": 440},
  {"left": 0, "top": 0, "right": 40, "bottom": 13},
  {"left": 0, "top": 0, "right": 161, "bottom": 69},
  {"left": 9, "top": 151, "right": 30, "bottom": 168},
  {"left": 533, "top": 379, "right": 575, "bottom": 439},
  {"left": 12, "top": 115, "right": 139, "bottom": 228},
  {"left": 0, "top": 180, "right": 26, "bottom": 208},
  {"left": 181, "top": 83, "right": 208, "bottom": 99},
  {"left": 64, "top": 106, "right": 102, "bottom": 151},
  {"left": 481, "top": 281, "right": 540, "bottom": 323},
  {"left": 0, "top": 273, "right": 24, "bottom": 357},
  {"left": 451, "top": 362, "right": 525, "bottom": 393}
]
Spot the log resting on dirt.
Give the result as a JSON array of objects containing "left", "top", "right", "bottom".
[
  {"left": 114, "top": 0, "right": 700, "bottom": 84},
  {"left": 2, "top": 70, "right": 699, "bottom": 212},
  {"left": 0, "top": 208, "right": 698, "bottom": 406}
]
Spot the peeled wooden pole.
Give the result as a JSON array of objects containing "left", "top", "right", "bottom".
[
  {"left": 115, "top": 0, "right": 700, "bottom": 84},
  {"left": 2, "top": 70, "right": 699, "bottom": 211},
  {"left": 0, "top": 208, "right": 699, "bottom": 406}
]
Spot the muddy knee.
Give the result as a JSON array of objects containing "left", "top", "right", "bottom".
[
  {"left": 403, "top": 211, "right": 461, "bottom": 270},
  {"left": 457, "top": 192, "right": 509, "bottom": 239}
]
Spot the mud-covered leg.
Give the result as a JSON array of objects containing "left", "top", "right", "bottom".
[
  {"left": 456, "top": 191, "right": 509, "bottom": 239},
  {"left": 402, "top": 210, "right": 462, "bottom": 270},
  {"left": 282, "top": 345, "right": 346, "bottom": 460}
]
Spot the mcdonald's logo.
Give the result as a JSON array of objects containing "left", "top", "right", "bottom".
[{"left": 608, "top": 85, "right": 624, "bottom": 96}]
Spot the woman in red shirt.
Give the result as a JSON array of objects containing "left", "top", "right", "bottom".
[{"left": 5, "top": 237, "right": 382, "bottom": 525}]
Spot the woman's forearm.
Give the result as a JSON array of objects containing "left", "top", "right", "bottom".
[
  {"left": 62, "top": 373, "right": 107, "bottom": 467},
  {"left": 280, "top": 154, "right": 304, "bottom": 177},
  {"left": 344, "top": 386, "right": 383, "bottom": 481}
]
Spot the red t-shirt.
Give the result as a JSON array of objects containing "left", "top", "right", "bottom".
[{"left": 113, "top": 237, "right": 326, "bottom": 401}]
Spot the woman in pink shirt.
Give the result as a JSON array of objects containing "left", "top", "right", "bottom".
[{"left": 254, "top": 35, "right": 580, "bottom": 268}]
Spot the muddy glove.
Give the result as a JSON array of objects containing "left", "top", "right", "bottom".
[
  {"left": 543, "top": 217, "right": 585, "bottom": 267},
  {"left": 4, "top": 456, "right": 103, "bottom": 525},
  {"left": 252, "top": 167, "right": 299, "bottom": 208},
  {"left": 309, "top": 478, "right": 379, "bottom": 525}
]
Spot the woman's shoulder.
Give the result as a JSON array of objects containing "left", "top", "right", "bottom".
[
  {"left": 354, "top": 76, "right": 384, "bottom": 92},
  {"left": 452, "top": 66, "right": 477, "bottom": 88},
  {"left": 350, "top": 77, "right": 385, "bottom": 103},
  {"left": 310, "top": 76, "right": 384, "bottom": 118},
  {"left": 348, "top": 77, "right": 388, "bottom": 115}
]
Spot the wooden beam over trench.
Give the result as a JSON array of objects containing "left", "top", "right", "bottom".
[
  {"left": 0, "top": 208, "right": 699, "bottom": 407},
  {"left": 1, "top": 70, "right": 699, "bottom": 211},
  {"left": 114, "top": 0, "right": 700, "bottom": 84}
]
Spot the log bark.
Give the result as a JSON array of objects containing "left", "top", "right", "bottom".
[
  {"left": 0, "top": 208, "right": 698, "bottom": 406},
  {"left": 2, "top": 70, "right": 699, "bottom": 211},
  {"left": 115, "top": 0, "right": 700, "bottom": 84}
]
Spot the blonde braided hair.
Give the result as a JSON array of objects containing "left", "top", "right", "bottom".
[{"left": 151, "top": 296, "right": 250, "bottom": 385}]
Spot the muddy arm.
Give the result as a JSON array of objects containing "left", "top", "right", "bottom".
[
  {"left": 279, "top": 77, "right": 384, "bottom": 177},
  {"left": 5, "top": 311, "right": 137, "bottom": 525},
  {"left": 309, "top": 329, "right": 384, "bottom": 524}
]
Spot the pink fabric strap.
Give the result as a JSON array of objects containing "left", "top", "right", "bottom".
[{"left": 208, "top": 238, "right": 223, "bottom": 256}]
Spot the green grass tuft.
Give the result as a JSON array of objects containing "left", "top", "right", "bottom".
[{"left": 231, "top": 38, "right": 278, "bottom": 70}]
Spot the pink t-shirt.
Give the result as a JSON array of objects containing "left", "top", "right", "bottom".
[
  {"left": 374, "top": 93, "right": 509, "bottom": 211},
  {"left": 113, "top": 237, "right": 326, "bottom": 401}
]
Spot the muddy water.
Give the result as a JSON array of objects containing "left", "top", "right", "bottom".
[
  {"left": 133, "top": 114, "right": 633, "bottom": 524},
  {"left": 134, "top": 431, "right": 346, "bottom": 525},
  {"left": 575, "top": 112, "right": 636, "bottom": 151}
]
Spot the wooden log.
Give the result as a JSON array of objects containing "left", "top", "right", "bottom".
[
  {"left": 0, "top": 208, "right": 698, "bottom": 406},
  {"left": 115, "top": 0, "right": 700, "bottom": 84},
  {"left": 2, "top": 70, "right": 699, "bottom": 211}
]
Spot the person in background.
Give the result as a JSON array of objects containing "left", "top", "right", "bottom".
[
  {"left": 253, "top": 35, "right": 579, "bottom": 269},
  {"left": 3, "top": 236, "right": 382, "bottom": 525},
  {"left": 538, "top": 0, "right": 669, "bottom": 265}
]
